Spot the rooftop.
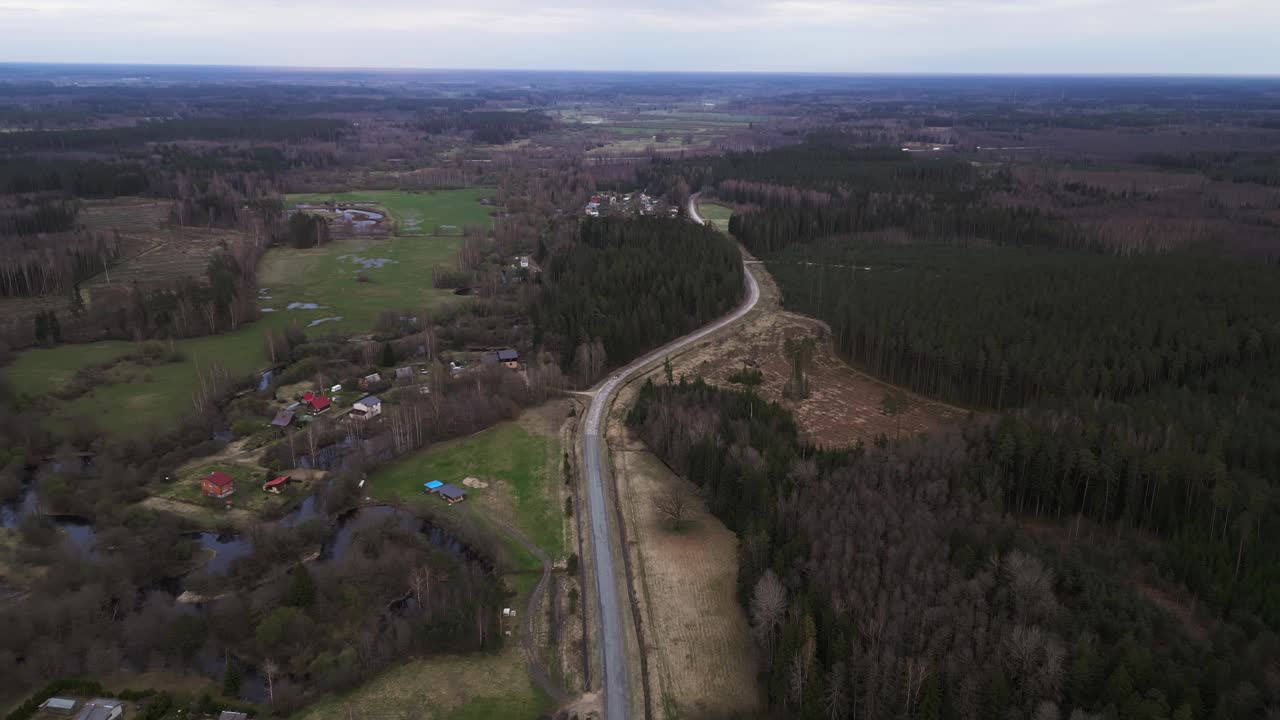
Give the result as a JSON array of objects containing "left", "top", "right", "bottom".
[
  {"left": 73, "top": 699, "right": 122, "bottom": 720},
  {"left": 438, "top": 484, "right": 466, "bottom": 500},
  {"left": 204, "top": 471, "right": 234, "bottom": 487}
]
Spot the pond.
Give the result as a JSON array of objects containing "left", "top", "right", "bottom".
[
  {"left": 338, "top": 254, "right": 398, "bottom": 271},
  {"left": 52, "top": 515, "right": 99, "bottom": 559},
  {"left": 0, "top": 483, "right": 37, "bottom": 529},
  {"left": 279, "top": 494, "right": 321, "bottom": 527},
  {"left": 190, "top": 532, "right": 255, "bottom": 577},
  {"left": 321, "top": 505, "right": 487, "bottom": 568}
]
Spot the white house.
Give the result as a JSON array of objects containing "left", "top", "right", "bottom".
[{"left": 351, "top": 395, "right": 383, "bottom": 421}]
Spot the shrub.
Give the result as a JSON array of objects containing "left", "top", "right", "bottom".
[{"left": 727, "top": 367, "right": 763, "bottom": 387}]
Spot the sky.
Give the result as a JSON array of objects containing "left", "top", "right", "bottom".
[{"left": 1, "top": 0, "right": 1278, "bottom": 75}]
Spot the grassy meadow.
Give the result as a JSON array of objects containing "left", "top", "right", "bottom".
[
  {"left": 255, "top": 233, "right": 466, "bottom": 337},
  {"left": 368, "top": 421, "right": 564, "bottom": 559},
  {"left": 293, "top": 650, "right": 551, "bottom": 720},
  {"left": 697, "top": 201, "right": 734, "bottom": 233},
  {"left": 7, "top": 331, "right": 267, "bottom": 439}
]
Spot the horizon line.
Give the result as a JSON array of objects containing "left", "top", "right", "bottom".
[{"left": 2, "top": 60, "right": 1279, "bottom": 80}]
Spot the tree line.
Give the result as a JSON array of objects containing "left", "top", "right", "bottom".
[{"left": 0, "top": 117, "right": 351, "bottom": 153}]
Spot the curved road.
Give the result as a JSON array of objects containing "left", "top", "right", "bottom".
[{"left": 583, "top": 195, "right": 759, "bottom": 719}]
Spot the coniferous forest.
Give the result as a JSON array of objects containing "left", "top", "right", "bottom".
[{"left": 533, "top": 216, "right": 744, "bottom": 382}]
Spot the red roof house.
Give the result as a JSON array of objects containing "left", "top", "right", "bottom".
[
  {"left": 304, "top": 395, "right": 331, "bottom": 413},
  {"left": 201, "top": 471, "right": 236, "bottom": 499}
]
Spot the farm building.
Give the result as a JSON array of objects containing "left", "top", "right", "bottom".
[
  {"left": 395, "top": 366, "right": 414, "bottom": 381},
  {"left": 423, "top": 480, "right": 444, "bottom": 493},
  {"left": 263, "top": 475, "right": 291, "bottom": 494},
  {"left": 271, "top": 409, "right": 295, "bottom": 428},
  {"left": 201, "top": 471, "right": 236, "bottom": 499},
  {"left": 437, "top": 484, "right": 467, "bottom": 505},
  {"left": 360, "top": 372, "right": 382, "bottom": 389},
  {"left": 480, "top": 349, "right": 519, "bottom": 369},
  {"left": 219, "top": 712, "right": 248, "bottom": 720},
  {"left": 302, "top": 392, "right": 331, "bottom": 414},
  {"left": 38, "top": 699, "right": 77, "bottom": 715},
  {"left": 73, "top": 700, "right": 123, "bottom": 720},
  {"left": 350, "top": 396, "right": 382, "bottom": 421}
]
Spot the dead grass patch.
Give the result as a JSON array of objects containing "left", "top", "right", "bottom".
[
  {"left": 662, "top": 266, "right": 965, "bottom": 448},
  {"left": 609, "top": 423, "right": 759, "bottom": 719}
]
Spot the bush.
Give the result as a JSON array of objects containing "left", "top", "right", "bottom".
[
  {"left": 231, "top": 418, "right": 261, "bottom": 438},
  {"left": 566, "top": 553, "right": 578, "bottom": 575}
]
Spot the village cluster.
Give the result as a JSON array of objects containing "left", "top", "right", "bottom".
[
  {"left": 190, "top": 349, "right": 524, "bottom": 506},
  {"left": 582, "top": 191, "right": 676, "bottom": 218}
]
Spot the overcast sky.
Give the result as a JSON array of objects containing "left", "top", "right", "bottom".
[{"left": 1, "top": 0, "right": 1277, "bottom": 74}]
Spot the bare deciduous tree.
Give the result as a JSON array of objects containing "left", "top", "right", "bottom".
[
  {"left": 652, "top": 485, "right": 695, "bottom": 530},
  {"left": 750, "top": 569, "right": 787, "bottom": 665}
]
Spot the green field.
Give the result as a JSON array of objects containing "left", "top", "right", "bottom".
[
  {"left": 7, "top": 331, "right": 267, "bottom": 438},
  {"left": 698, "top": 201, "right": 734, "bottom": 232},
  {"left": 368, "top": 421, "right": 564, "bottom": 558},
  {"left": 294, "top": 650, "right": 551, "bottom": 720},
  {"left": 288, "top": 189, "right": 497, "bottom": 236},
  {"left": 256, "top": 233, "right": 467, "bottom": 336}
]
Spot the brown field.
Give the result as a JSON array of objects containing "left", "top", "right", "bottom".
[
  {"left": 662, "top": 264, "right": 966, "bottom": 448},
  {"left": 83, "top": 226, "right": 244, "bottom": 296},
  {"left": 79, "top": 199, "right": 172, "bottom": 235},
  {"left": 608, "top": 411, "right": 760, "bottom": 720}
]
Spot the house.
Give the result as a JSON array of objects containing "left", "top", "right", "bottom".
[
  {"left": 481, "top": 349, "right": 519, "bottom": 369},
  {"left": 359, "top": 372, "right": 382, "bottom": 389},
  {"left": 73, "top": 700, "right": 123, "bottom": 720},
  {"left": 271, "top": 409, "right": 295, "bottom": 428},
  {"left": 350, "top": 396, "right": 382, "bottom": 421},
  {"left": 201, "top": 471, "right": 236, "bottom": 499},
  {"left": 437, "top": 484, "right": 467, "bottom": 505},
  {"left": 263, "top": 475, "right": 291, "bottom": 494},
  {"left": 423, "top": 480, "right": 444, "bottom": 494},
  {"left": 39, "top": 699, "right": 77, "bottom": 715},
  {"left": 302, "top": 392, "right": 331, "bottom": 414}
]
